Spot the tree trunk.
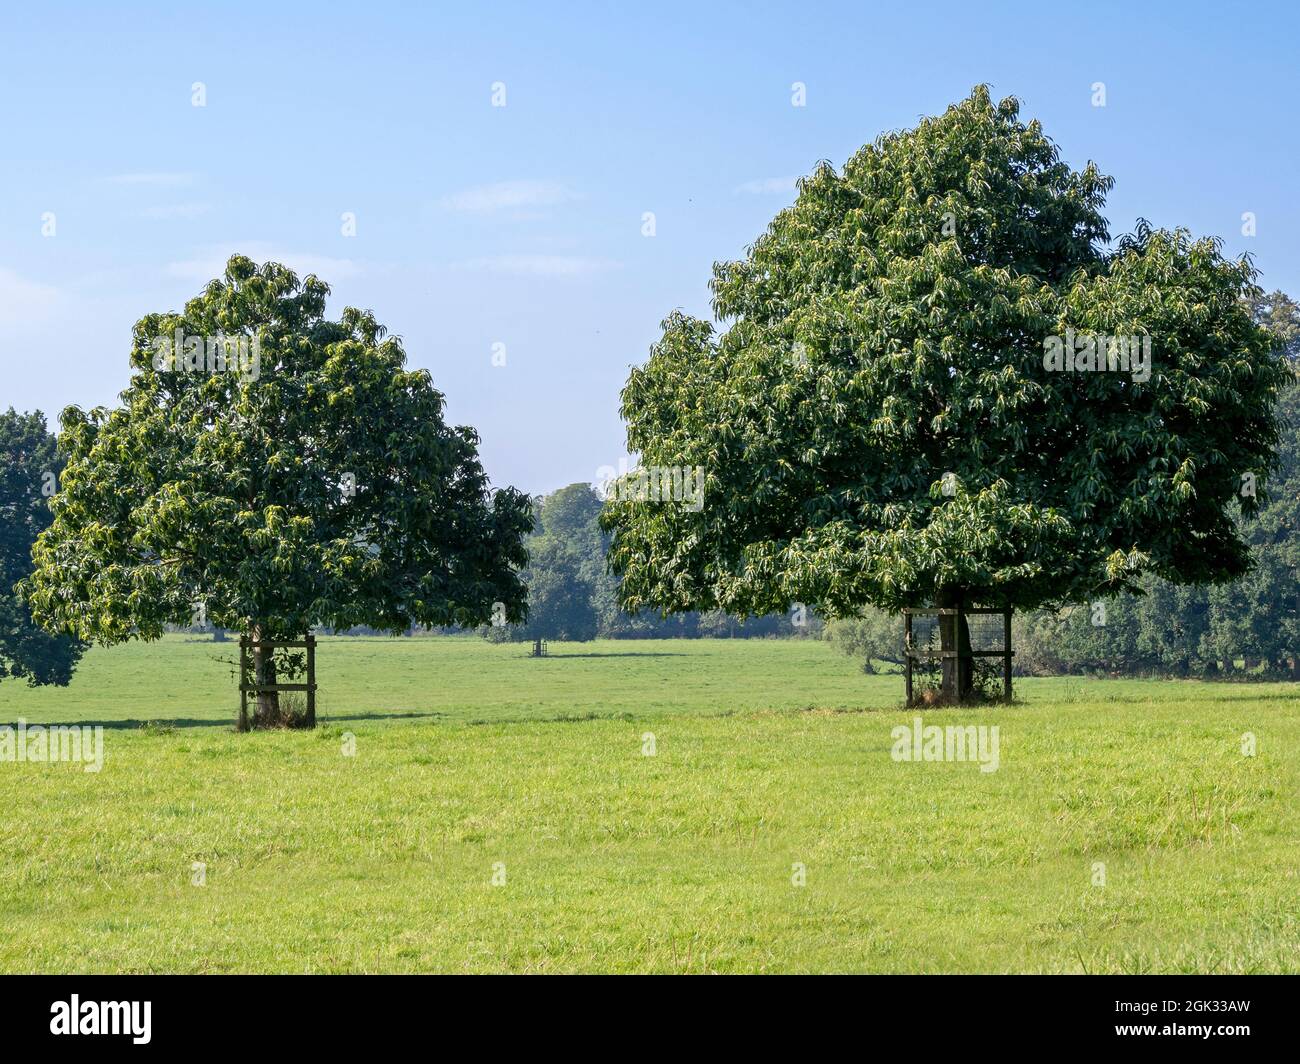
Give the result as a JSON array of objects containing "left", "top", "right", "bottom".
[
  {"left": 937, "top": 589, "right": 974, "bottom": 702},
  {"left": 251, "top": 624, "right": 279, "bottom": 724}
]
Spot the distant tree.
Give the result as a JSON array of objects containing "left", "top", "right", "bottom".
[
  {"left": 517, "top": 484, "right": 605, "bottom": 643},
  {"left": 1250, "top": 290, "right": 1300, "bottom": 358},
  {"left": 1009, "top": 610, "right": 1072, "bottom": 677},
  {"left": 696, "top": 609, "right": 804, "bottom": 638},
  {"left": 1010, "top": 590, "right": 1196, "bottom": 677},
  {"left": 0, "top": 409, "right": 86, "bottom": 686},
  {"left": 604, "top": 87, "right": 1292, "bottom": 700},
  {"left": 826, "top": 609, "right": 903, "bottom": 673},
  {"left": 485, "top": 482, "right": 797, "bottom": 645},
  {"left": 21, "top": 256, "right": 532, "bottom": 727}
]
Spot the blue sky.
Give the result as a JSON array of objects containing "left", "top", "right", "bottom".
[{"left": 2, "top": 0, "right": 1297, "bottom": 494}]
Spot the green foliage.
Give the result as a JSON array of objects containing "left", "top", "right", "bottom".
[
  {"left": 604, "top": 87, "right": 1291, "bottom": 620},
  {"left": 0, "top": 409, "right": 86, "bottom": 685},
  {"left": 20, "top": 256, "right": 532, "bottom": 645},
  {"left": 1218, "top": 372, "right": 1300, "bottom": 674},
  {"left": 516, "top": 484, "right": 605, "bottom": 642},
  {"left": 1017, "top": 587, "right": 1215, "bottom": 677},
  {"left": 825, "top": 609, "right": 903, "bottom": 672},
  {"left": 489, "top": 482, "right": 807, "bottom": 642},
  {"left": 1008, "top": 295, "right": 1300, "bottom": 679},
  {"left": 1250, "top": 289, "right": 1300, "bottom": 357}
]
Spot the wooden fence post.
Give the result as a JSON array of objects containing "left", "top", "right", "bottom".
[
  {"left": 236, "top": 635, "right": 318, "bottom": 731},
  {"left": 238, "top": 636, "right": 250, "bottom": 733},
  {"left": 904, "top": 610, "right": 914, "bottom": 707},
  {"left": 1003, "top": 609, "right": 1013, "bottom": 703},
  {"left": 306, "top": 635, "right": 316, "bottom": 727}
]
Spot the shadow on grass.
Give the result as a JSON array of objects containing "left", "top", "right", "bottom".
[
  {"left": 2, "top": 717, "right": 226, "bottom": 732},
  {"left": 7, "top": 709, "right": 451, "bottom": 731},
  {"left": 538, "top": 651, "right": 688, "bottom": 658},
  {"left": 320, "top": 710, "right": 447, "bottom": 724}
]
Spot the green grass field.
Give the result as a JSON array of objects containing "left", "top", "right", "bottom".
[{"left": 1, "top": 635, "right": 1297, "bottom": 973}]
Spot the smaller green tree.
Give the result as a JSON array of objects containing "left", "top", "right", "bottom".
[
  {"left": 516, "top": 484, "right": 605, "bottom": 644},
  {"left": 22, "top": 257, "right": 532, "bottom": 727},
  {"left": 0, "top": 409, "right": 86, "bottom": 686}
]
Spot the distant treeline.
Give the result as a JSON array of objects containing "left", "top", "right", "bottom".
[{"left": 479, "top": 482, "right": 819, "bottom": 641}]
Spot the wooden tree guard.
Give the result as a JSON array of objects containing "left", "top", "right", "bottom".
[
  {"left": 238, "top": 635, "right": 317, "bottom": 731},
  {"left": 531, "top": 638, "right": 548, "bottom": 658},
  {"left": 903, "top": 607, "right": 1013, "bottom": 705}
]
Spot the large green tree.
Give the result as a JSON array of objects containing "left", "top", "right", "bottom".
[
  {"left": 0, "top": 409, "right": 85, "bottom": 686},
  {"left": 603, "top": 87, "right": 1292, "bottom": 699},
  {"left": 22, "top": 256, "right": 532, "bottom": 727}
]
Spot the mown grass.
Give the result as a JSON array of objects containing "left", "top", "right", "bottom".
[
  {"left": 0, "top": 636, "right": 1296, "bottom": 972},
  {"left": 0, "top": 634, "right": 891, "bottom": 728}
]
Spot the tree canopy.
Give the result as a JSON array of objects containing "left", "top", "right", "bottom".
[
  {"left": 0, "top": 408, "right": 86, "bottom": 686},
  {"left": 513, "top": 484, "right": 605, "bottom": 642},
  {"left": 603, "top": 87, "right": 1293, "bottom": 628},
  {"left": 21, "top": 256, "right": 532, "bottom": 720}
]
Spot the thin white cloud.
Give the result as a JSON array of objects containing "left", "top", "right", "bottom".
[
  {"left": 453, "top": 254, "right": 619, "bottom": 277},
  {"left": 164, "top": 243, "right": 361, "bottom": 283},
  {"left": 734, "top": 176, "right": 799, "bottom": 195},
  {"left": 139, "top": 203, "right": 212, "bottom": 220},
  {"left": 108, "top": 172, "right": 197, "bottom": 187},
  {"left": 0, "top": 268, "right": 62, "bottom": 326},
  {"left": 438, "top": 180, "right": 580, "bottom": 213}
]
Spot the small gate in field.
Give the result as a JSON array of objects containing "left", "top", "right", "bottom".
[
  {"left": 238, "top": 635, "right": 317, "bottom": 731},
  {"left": 902, "top": 607, "right": 1013, "bottom": 705}
]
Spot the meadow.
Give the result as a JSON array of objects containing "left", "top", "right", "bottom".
[{"left": 1, "top": 635, "right": 1297, "bottom": 973}]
